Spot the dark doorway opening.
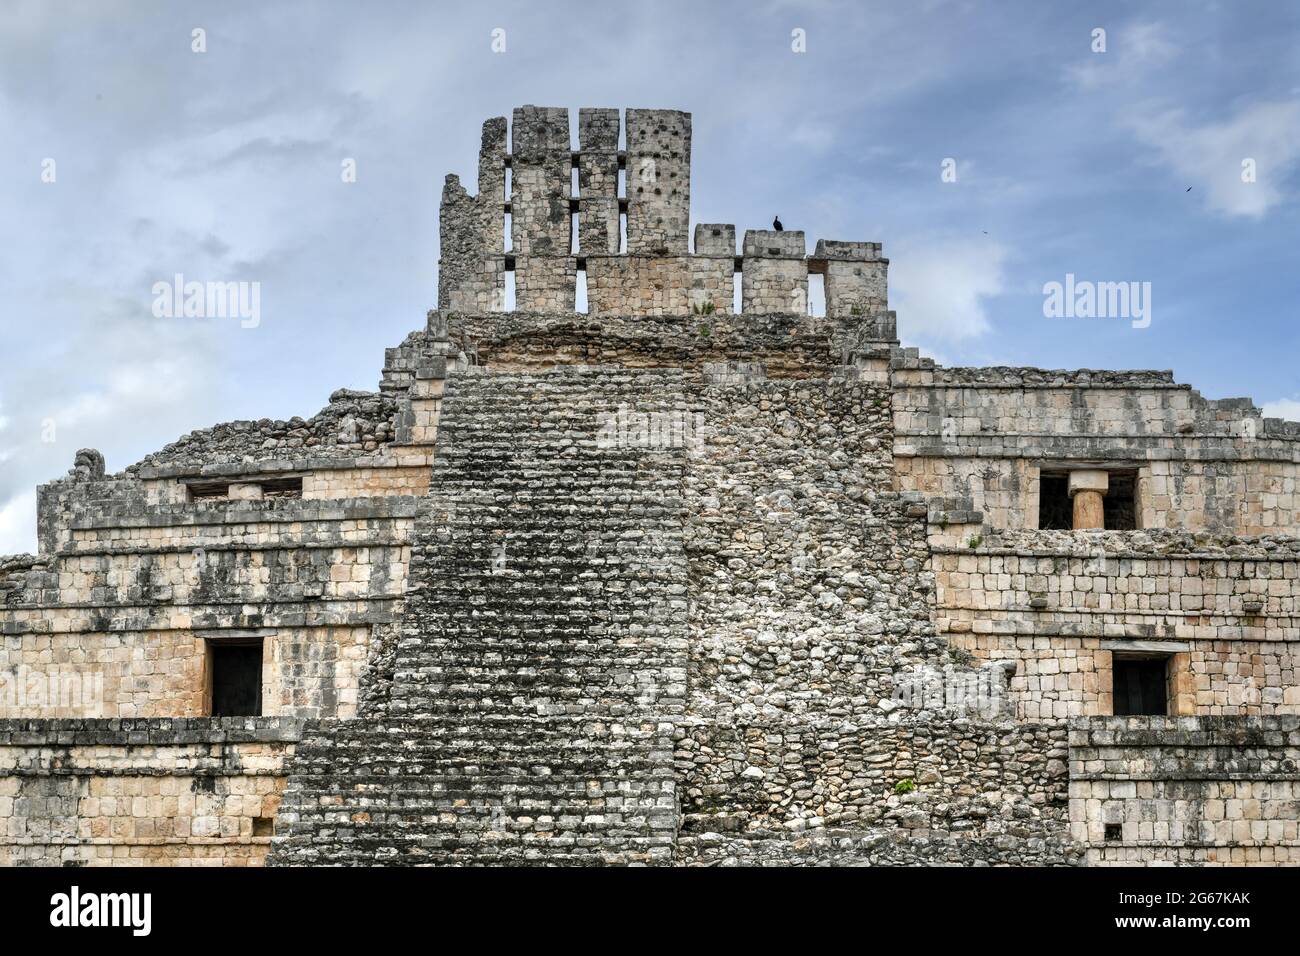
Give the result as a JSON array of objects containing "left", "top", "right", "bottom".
[
  {"left": 209, "top": 641, "right": 263, "bottom": 717},
  {"left": 1037, "top": 469, "right": 1139, "bottom": 530},
  {"left": 1038, "top": 473, "right": 1072, "bottom": 529},
  {"left": 1104, "top": 472, "right": 1137, "bottom": 530},
  {"left": 1112, "top": 656, "right": 1168, "bottom": 716}
]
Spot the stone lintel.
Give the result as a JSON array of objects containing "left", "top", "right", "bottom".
[
  {"left": 743, "top": 229, "right": 805, "bottom": 258},
  {"left": 813, "top": 239, "right": 883, "bottom": 261},
  {"left": 1068, "top": 470, "right": 1110, "bottom": 496},
  {"left": 1100, "top": 640, "right": 1192, "bottom": 655}
]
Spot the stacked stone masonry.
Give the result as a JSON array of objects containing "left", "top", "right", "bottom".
[
  {"left": 437, "top": 106, "right": 884, "bottom": 320},
  {"left": 270, "top": 368, "right": 690, "bottom": 864},
  {"left": 0, "top": 719, "right": 298, "bottom": 866},
  {"left": 3, "top": 106, "right": 1298, "bottom": 866}
]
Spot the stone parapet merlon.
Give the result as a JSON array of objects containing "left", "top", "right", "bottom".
[{"left": 436, "top": 106, "right": 889, "bottom": 319}]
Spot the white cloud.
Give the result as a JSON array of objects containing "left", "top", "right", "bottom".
[
  {"left": 890, "top": 237, "right": 1008, "bottom": 342},
  {"left": 1128, "top": 100, "right": 1300, "bottom": 218},
  {"left": 0, "top": 315, "right": 224, "bottom": 557},
  {"left": 1262, "top": 398, "right": 1300, "bottom": 422},
  {"left": 0, "top": 491, "right": 37, "bottom": 556},
  {"left": 1065, "top": 21, "right": 1178, "bottom": 91}
]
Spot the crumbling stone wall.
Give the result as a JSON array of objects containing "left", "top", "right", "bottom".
[
  {"left": 130, "top": 389, "right": 399, "bottom": 472},
  {"left": 436, "top": 107, "right": 883, "bottom": 322},
  {"left": 934, "top": 529, "right": 1300, "bottom": 719},
  {"left": 445, "top": 309, "right": 851, "bottom": 378},
  {"left": 0, "top": 719, "right": 298, "bottom": 866},
  {"left": 1, "top": 496, "right": 414, "bottom": 719},
  {"left": 674, "top": 369, "right": 1072, "bottom": 860},
  {"left": 677, "top": 826, "right": 1080, "bottom": 866},
  {"left": 438, "top": 117, "right": 506, "bottom": 312},
  {"left": 1070, "top": 716, "right": 1300, "bottom": 865}
]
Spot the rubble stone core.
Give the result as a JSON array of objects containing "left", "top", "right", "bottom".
[{"left": 3, "top": 106, "right": 1299, "bottom": 867}]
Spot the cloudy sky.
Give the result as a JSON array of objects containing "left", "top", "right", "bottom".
[{"left": 2, "top": 0, "right": 1298, "bottom": 553}]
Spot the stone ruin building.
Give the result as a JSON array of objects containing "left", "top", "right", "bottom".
[{"left": 2, "top": 106, "right": 1299, "bottom": 867}]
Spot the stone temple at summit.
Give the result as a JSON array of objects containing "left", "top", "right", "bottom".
[{"left": 2, "top": 106, "right": 1298, "bottom": 866}]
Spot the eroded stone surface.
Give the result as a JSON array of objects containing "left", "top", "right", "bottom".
[{"left": 3, "top": 107, "right": 1298, "bottom": 867}]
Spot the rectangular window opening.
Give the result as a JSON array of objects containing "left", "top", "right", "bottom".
[
  {"left": 259, "top": 476, "right": 302, "bottom": 499},
  {"left": 504, "top": 269, "right": 517, "bottom": 311},
  {"left": 188, "top": 481, "right": 230, "bottom": 502},
  {"left": 1105, "top": 472, "right": 1138, "bottom": 530},
  {"left": 208, "top": 639, "right": 264, "bottom": 717},
  {"left": 504, "top": 210, "right": 513, "bottom": 253},
  {"left": 808, "top": 272, "right": 825, "bottom": 317},
  {"left": 1037, "top": 468, "right": 1138, "bottom": 530},
  {"left": 1037, "top": 472, "right": 1071, "bottom": 530},
  {"left": 1111, "top": 655, "right": 1168, "bottom": 716},
  {"left": 1104, "top": 823, "right": 1123, "bottom": 842},
  {"left": 618, "top": 210, "right": 627, "bottom": 255},
  {"left": 576, "top": 269, "right": 588, "bottom": 315}
]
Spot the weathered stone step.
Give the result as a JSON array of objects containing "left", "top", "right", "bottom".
[{"left": 271, "top": 366, "right": 691, "bottom": 866}]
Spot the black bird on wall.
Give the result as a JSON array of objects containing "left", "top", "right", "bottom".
[{"left": 773, "top": 216, "right": 783, "bottom": 231}]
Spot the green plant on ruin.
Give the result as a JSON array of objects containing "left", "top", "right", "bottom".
[
  {"left": 967, "top": 534, "right": 982, "bottom": 548},
  {"left": 698, "top": 322, "right": 712, "bottom": 337},
  {"left": 894, "top": 778, "right": 916, "bottom": 794},
  {"left": 692, "top": 300, "right": 717, "bottom": 315},
  {"left": 850, "top": 305, "right": 864, "bottom": 316}
]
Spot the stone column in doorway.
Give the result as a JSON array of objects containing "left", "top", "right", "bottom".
[{"left": 1069, "top": 470, "right": 1108, "bottom": 529}]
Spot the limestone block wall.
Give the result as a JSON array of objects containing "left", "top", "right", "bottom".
[
  {"left": 742, "top": 230, "right": 808, "bottom": 313},
  {"left": 510, "top": 106, "right": 576, "bottom": 312},
  {"left": 1, "top": 498, "right": 415, "bottom": 719},
  {"left": 577, "top": 107, "right": 620, "bottom": 254},
  {"left": 933, "top": 530, "right": 1300, "bottom": 718},
  {"left": 896, "top": 455, "right": 1033, "bottom": 531},
  {"left": 299, "top": 464, "right": 433, "bottom": 498},
  {"left": 513, "top": 254, "right": 576, "bottom": 312},
  {"left": 1140, "top": 458, "right": 1300, "bottom": 532},
  {"left": 1070, "top": 716, "right": 1300, "bottom": 865},
  {"left": 510, "top": 106, "right": 571, "bottom": 257},
  {"left": 892, "top": 363, "right": 1300, "bottom": 534},
  {"left": 625, "top": 109, "right": 691, "bottom": 255},
  {"left": 688, "top": 256, "right": 734, "bottom": 314},
  {"left": 0, "top": 719, "right": 297, "bottom": 866},
  {"left": 958, "top": 634, "right": 1300, "bottom": 720},
  {"left": 690, "top": 224, "right": 736, "bottom": 314},
  {"left": 438, "top": 117, "right": 506, "bottom": 312},
  {"left": 586, "top": 255, "right": 690, "bottom": 315},
  {"left": 0, "top": 625, "right": 373, "bottom": 720},
  {"left": 815, "top": 240, "right": 888, "bottom": 317},
  {"left": 439, "top": 108, "right": 892, "bottom": 320}
]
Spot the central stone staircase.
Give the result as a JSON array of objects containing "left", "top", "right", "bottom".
[{"left": 269, "top": 367, "right": 691, "bottom": 865}]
